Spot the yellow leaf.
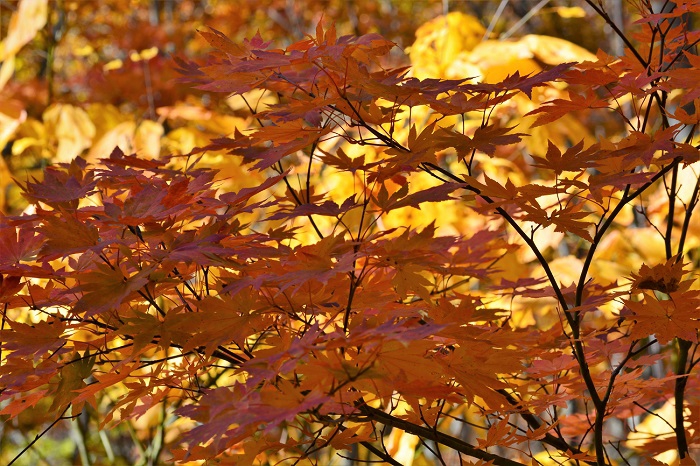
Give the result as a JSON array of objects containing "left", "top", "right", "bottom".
[
  {"left": 385, "top": 428, "right": 420, "bottom": 465},
  {"left": 43, "top": 104, "right": 96, "bottom": 163},
  {"left": 129, "top": 47, "right": 158, "bottom": 62},
  {"left": 409, "top": 12, "right": 485, "bottom": 79},
  {"left": 0, "top": 57, "right": 15, "bottom": 90},
  {"left": 522, "top": 35, "right": 596, "bottom": 65},
  {"left": 88, "top": 121, "right": 136, "bottom": 160},
  {"left": 0, "top": 0, "right": 47, "bottom": 60},
  {"left": 0, "top": 0, "right": 46, "bottom": 89},
  {"left": 548, "top": 255, "right": 584, "bottom": 286},
  {"left": 86, "top": 103, "right": 132, "bottom": 138},
  {"left": 103, "top": 59, "right": 123, "bottom": 72},
  {"left": 74, "top": 44, "right": 94, "bottom": 56},
  {"left": 0, "top": 157, "right": 11, "bottom": 213},
  {"left": 456, "top": 39, "right": 539, "bottom": 83},
  {"left": 161, "top": 126, "right": 208, "bottom": 155},
  {"left": 0, "top": 99, "right": 26, "bottom": 149},
  {"left": 139, "top": 46, "right": 158, "bottom": 61},
  {"left": 134, "top": 120, "right": 164, "bottom": 158},
  {"left": 554, "top": 6, "right": 587, "bottom": 18}
]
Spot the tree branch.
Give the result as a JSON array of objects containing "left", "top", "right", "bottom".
[{"left": 361, "top": 406, "right": 527, "bottom": 466}]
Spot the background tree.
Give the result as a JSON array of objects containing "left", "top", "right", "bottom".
[{"left": 1, "top": 1, "right": 700, "bottom": 465}]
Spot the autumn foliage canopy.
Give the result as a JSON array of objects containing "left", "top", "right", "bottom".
[{"left": 3, "top": 1, "right": 700, "bottom": 465}]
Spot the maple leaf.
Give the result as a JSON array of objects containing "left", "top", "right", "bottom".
[
  {"left": 174, "top": 292, "right": 272, "bottom": 356},
  {"left": 392, "top": 262, "right": 434, "bottom": 302},
  {"left": 0, "top": 274, "right": 23, "bottom": 301},
  {"left": 384, "top": 182, "right": 462, "bottom": 211},
  {"left": 0, "top": 391, "right": 48, "bottom": 419},
  {"left": 273, "top": 235, "right": 356, "bottom": 293},
  {"left": 71, "top": 263, "right": 153, "bottom": 317},
  {"left": 267, "top": 195, "right": 356, "bottom": 221},
  {"left": 218, "top": 172, "right": 286, "bottom": 208},
  {"left": 371, "top": 339, "right": 446, "bottom": 396},
  {"left": 70, "top": 366, "right": 135, "bottom": 410},
  {"left": 39, "top": 212, "right": 100, "bottom": 258},
  {"left": 48, "top": 351, "right": 96, "bottom": 415},
  {"left": 198, "top": 27, "right": 251, "bottom": 57},
  {"left": 531, "top": 140, "right": 593, "bottom": 174},
  {"left": 433, "top": 343, "right": 514, "bottom": 408},
  {"left": 101, "top": 146, "right": 167, "bottom": 169},
  {"left": 318, "top": 146, "right": 376, "bottom": 173},
  {"left": 630, "top": 257, "right": 688, "bottom": 295},
  {"left": 0, "top": 317, "right": 65, "bottom": 358},
  {"left": 664, "top": 53, "right": 700, "bottom": 105},
  {"left": 5, "top": 7, "right": 700, "bottom": 465},
  {"left": 477, "top": 416, "right": 517, "bottom": 448},
  {"left": 507, "top": 63, "right": 573, "bottom": 98},
  {"left": 322, "top": 425, "right": 373, "bottom": 450},
  {"left": 526, "top": 90, "right": 610, "bottom": 127},
  {"left": 204, "top": 126, "right": 331, "bottom": 171},
  {"left": 21, "top": 158, "right": 96, "bottom": 208},
  {"left": 545, "top": 202, "right": 594, "bottom": 242},
  {"left": 0, "top": 225, "right": 43, "bottom": 266},
  {"left": 626, "top": 290, "right": 700, "bottom": 344}
]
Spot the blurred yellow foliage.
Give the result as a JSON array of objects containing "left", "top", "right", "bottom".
[
  {"left": 409, "top": 12, "right": 485, "bottom": 79},
  {"left": 0, "top": 0, "right": 47, "bottom": 89}
]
